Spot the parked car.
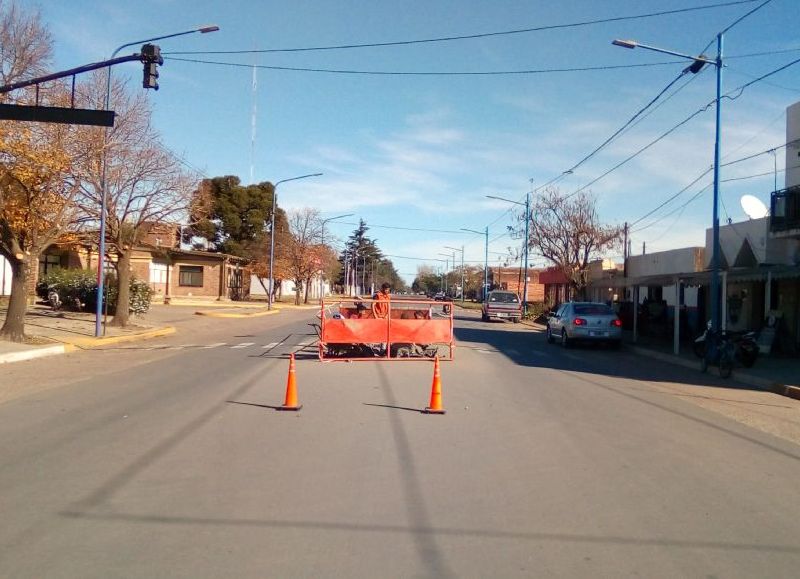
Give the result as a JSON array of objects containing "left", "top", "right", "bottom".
[
  {"left": 433, "top": 292, "right": 446, "bottom": 301},
  {"left": 481, "top": 290, "right": 522, "bottom": 323},
  {"left": 546, "top": 302, "right": 622, "bottom": 348}
]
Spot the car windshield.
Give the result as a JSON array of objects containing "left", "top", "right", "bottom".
[
  {"left": 490, "top": 292, "right": 519, "bottom": 303},
  {"left": 574, "top": 304, "right": 614, "bottom": 316}
]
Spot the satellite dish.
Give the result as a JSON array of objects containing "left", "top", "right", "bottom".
[{"left": 740, "top": 195, "right": 769, "bottom": 219}]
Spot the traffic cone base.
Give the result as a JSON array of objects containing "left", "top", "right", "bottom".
[
  {"left": 423, "top": 355, "right": 446, "bottom": 414},
  {"left": 277, "top": 353, "right": 302, "bottom": 411}
]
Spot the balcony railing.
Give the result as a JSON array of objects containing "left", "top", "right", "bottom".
[{"left": 770, "top": 185, "right": 800, "bottom": 232}]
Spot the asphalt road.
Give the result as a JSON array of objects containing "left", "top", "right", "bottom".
[{"left": 1, "top": 308, "right": 799, "bottom": 578}]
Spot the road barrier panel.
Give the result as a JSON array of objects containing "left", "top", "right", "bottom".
[{"left": 318, "top": 298, "right": 455, "bottom": 361}]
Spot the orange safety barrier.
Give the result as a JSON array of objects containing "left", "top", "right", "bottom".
[{"left": 318, "top": 298, "right": 454, "bottom": 361}]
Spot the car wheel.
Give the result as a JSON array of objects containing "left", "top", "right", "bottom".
[
  {"left": 560, "top": 329, "right": 571, "bottom": 348},
  {"left": 481, "top": 313, "right": 488, "bottom": 322},
  {"left": 512, "top": 318, "right": 520, "bottom": 324},
  {"left": 546, "top": 326, "right": 554, "bottom": 344}
]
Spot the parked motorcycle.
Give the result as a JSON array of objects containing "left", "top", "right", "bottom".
[{"left": 693, "top": 321, "right": 759, "bottom": 368}]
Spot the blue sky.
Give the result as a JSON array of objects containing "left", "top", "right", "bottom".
[{"left": 38, "top": 0, "right": 800, "bottom": 283}]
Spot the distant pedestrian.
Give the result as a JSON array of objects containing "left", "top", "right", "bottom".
[{"left": 372, "top": 282, "right": 391, "bottom": 319}]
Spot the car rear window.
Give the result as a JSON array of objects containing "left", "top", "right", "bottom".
[
  {"left": 489, "top": 292, "right": 519, "bottom": 303},
  {"left": 574, "top": 304, "right": 614, "bottom": 315}
]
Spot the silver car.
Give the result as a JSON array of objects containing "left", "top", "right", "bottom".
[{"left": 546, "top": 302, "right": 622, "bottom": 348}]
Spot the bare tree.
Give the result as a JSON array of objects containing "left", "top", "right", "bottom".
[
  {"left": 529, "top": 188, "right": 622, "bottom": 299},
  {"left": 73, "top": 74, "right": 197, "bottom": 326},
  {"left": 284, "top": 208, "right": 322, "bottom": 305},
  {"left": 0, "top": 3, "right": 82, "bottom": 342},
  {"left": 0, "top": 0, "right": 51, "bottom": 90}
]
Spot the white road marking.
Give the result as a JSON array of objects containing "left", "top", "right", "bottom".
[
  {"left": 263, "top": 342, "right": 279, "bottom": 349},
  {"left": 297, "top": 339, "right": 316, "bottom": 346},
  {"left": 201, "top": 342, "right": 227, "bottom": 349},
  {"left": 231, "top": 342, "right": 255, "bottom": 349}
]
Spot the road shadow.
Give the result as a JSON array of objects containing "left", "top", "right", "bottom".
[{"left": 454, "top": 323, "right": 779, "bottom": 395}]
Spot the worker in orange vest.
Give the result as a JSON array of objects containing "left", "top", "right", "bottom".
[{"left": 372, "top": 282, "right": 391, "bottom": 318}]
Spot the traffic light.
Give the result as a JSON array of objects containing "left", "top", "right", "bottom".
[{"left": 140, "top": 43, "right": 163, "bottom": 90}]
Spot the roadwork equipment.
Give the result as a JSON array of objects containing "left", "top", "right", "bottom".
[
  {"left": 318, "top": 298, "right": 454, "bottom": 361},
  {"left": 423, "top": 356, "right": 446, "bottom": 414},
  {"left": 276, "top": 353, "right": 303, "bottom": 411}
]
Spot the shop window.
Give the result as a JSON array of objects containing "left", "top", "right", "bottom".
[{"left": 179, "top": 265, "right": 203, "bottom": 287}]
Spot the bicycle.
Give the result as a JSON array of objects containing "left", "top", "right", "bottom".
[{"left": 700, "top": 330, "right": 735, "bottom": 379}]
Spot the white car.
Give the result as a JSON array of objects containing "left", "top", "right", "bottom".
[{"left": 546, "top": 302, "right": 622, "bottom": 348}]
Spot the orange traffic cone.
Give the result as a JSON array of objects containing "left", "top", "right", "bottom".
[
  {"left": 423, "top": 355, "right": 446, "bottom": 414},
  {"left": 277, "top": 353, "right": 303, "bottom": 411}
]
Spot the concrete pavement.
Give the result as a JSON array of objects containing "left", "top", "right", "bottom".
[{"left": 0, "top": 299, "right": 317, "bottom": 364}]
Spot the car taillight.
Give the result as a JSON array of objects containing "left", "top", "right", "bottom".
[
  {"left": 611, "top": 319, "right": 622, "bottom": 327},
  {"left": 573, "top": 318, "right": 587, "bottom": 326}
]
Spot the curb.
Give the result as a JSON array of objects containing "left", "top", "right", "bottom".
[
  {"left": 0, "top": 343, "right": 73, "bottom": 365},
  {"left": 56, "top": 326, "right": 176, "bottom": 349},
  {"left": 195, "top": 309, "right": 280, "bottom": 319},
  {"left": 161, "top": 300, "right": 271, "bottom": 309},
  {"left": 629, "top": 345, "right": 799, "bottom": 401}
]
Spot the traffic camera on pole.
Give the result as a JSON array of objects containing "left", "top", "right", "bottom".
[{"left": 141, "top": 43, "right": 163, "bottom": 90}]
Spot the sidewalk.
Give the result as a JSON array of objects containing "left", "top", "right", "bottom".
[
  {"left": 622, "top": 331, "right": 800, "bottom": 401},
  {"left": 0, "top": 299, "right": 306, "bottom": 364}
]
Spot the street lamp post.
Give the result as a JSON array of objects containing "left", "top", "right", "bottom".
[
  {"left": 613, "top": 35, "right": 723, "bottom": 332},
  {"left": 438, "top": 253, "right": 452, "bottom": 295},
  {"left": 268, "top": 173, "right": 323, "bottom": 310},
  {"left": 96, "top": 25, "right": 220, "bottom": 336},
  {"left": 487, "top": 193, "right": 531, "bottom": 315},
  {"left": 461, "top": 227, "right": 489, "bottom": 301},
  {"left": 319, "top": 213, "right": 354, "bottom": 300},
  {"left": 444, "top": 245, "right": 464, "bottom": 304}
]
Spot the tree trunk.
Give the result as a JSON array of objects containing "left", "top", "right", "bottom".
[
  {"left": 0, "top": 257, "right": 30, "bottom": 342},
  {"left": 303, "top": 277, "right": 311, "bottom": 304},
  {"left": 294, "top": 281, "right": 302, "bottom": 305},
  {"left": 111, "top": 250, "right": 131, "bottom": 327}
]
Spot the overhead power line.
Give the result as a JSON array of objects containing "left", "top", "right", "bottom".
[
  {"left": 564, "top": 55, "right": 800, "bottom": 202},
  {"left": 166, "top": 56, "right": 686, "bottom": 76},
  {"left": 165, "top": 1, "right": 759, "bottom": 55}
]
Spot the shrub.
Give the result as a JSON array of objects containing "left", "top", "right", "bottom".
[
  {"left": 524, "top": 301, "right": 550, "bottom": 323},
  {"left": 128, "top": 278, "right": 154, "bottom": 315},
  {"left": 36, "top": 269, "right": 153, "bottom": 315},
  {"left": 36, "top": 269, "right": 97, "bottom": 311},
  {"left": 101, "top": 274, "right": 154, "bottom": 316}
]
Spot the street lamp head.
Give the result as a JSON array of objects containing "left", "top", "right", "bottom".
[
  {"left": 198, "top": 25, "right": 220, "bottom": 33},
  {"left": 612, "top": 39, "right": 637, "bottom": 49}
]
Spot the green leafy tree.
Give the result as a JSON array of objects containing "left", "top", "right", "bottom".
[
  {"left": 192, "top": 176, "right": 285, "bottom": 258},
  {"left": 339, "top": 219, "right": 404, "bottom": 294}
]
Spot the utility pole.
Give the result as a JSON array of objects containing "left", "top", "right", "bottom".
[
  {"left": 343, "top": 247, "right": 349, "bottom": 295},
  {"left": 623, "top": 222, "right": 629, "bottom": 278},
  {"left": 522, "top": 190, "right": 530, "bottom": 316}
]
